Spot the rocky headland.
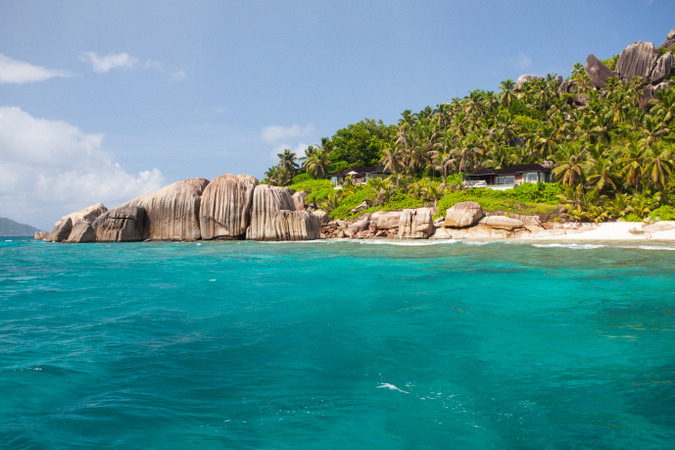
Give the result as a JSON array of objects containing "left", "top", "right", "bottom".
[{"left": 39, "top": 30, "right": 675, "bottom": 244}]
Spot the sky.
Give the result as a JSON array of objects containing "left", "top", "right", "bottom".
[{"left": 1, "top": 0, "right": 673, "bottom": 230}]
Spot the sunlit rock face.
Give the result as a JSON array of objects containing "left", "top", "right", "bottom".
[
  {"left": 199, "top": 174, "right": 258, "bottom": 240},
  {"left": 246, "top": 185, "right": 320, "bottom": 241},
  {"left": 398, "top": 207, "right": 434, "bottom": 239},
  {"left": 122, "top": 178, "right": 209, "bottom": 241},
  {"left": 93, "top": 206, "right": 149, "bottom": 242}
]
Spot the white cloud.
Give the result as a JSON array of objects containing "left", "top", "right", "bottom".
[
  {"left": 79, "top": 51, "right": 139, "bottom": 73},
  {"left": 144, "top": 60, "right": 164, "bottom": 72},
  {"left": 511, "top": 51, "right": 533, "bottom": 70},
  {"left": 260, "top": 123, "right": 316, "bottom": 143},
  {"left": 0, "top": 107, "right": 165, "bottom": 229},
  {"left": 268, "top": 142, "right": 310, "bottom": 162},
  {"left": 0, "top": 54, "right": 71, "bottom": 84},
  {"left": 170, "top": 70, "right": 186, "bottom": 81}
]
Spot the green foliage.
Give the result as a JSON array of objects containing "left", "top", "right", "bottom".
[
  {"left": 650, "top": 205, "right": 675, "bottom": 221},
  {"left": 329, "top": 187, "right": 378, "bottom": 219},
  {"left": 326, "top": 119, "right": 397, "bottom": 168},
  {"left": 287, "top": 179, "right": 333, "bottom": 204},
  {"left": 509, "top": 182, "right": 562, "bottom": 204},
  {"left": 434, "top": 185, "right": 559, "bottom": 220},
  {"left": 290, "top": 173, "right": 314, "bottom": 184}
]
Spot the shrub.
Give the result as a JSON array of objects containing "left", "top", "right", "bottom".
[{"left": 650, "top": 205, "right": 675, "bottom": 221}]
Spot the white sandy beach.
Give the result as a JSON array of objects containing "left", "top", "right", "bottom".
[{"left": 531, "top": 221, "right": 675, "bottom": 241}]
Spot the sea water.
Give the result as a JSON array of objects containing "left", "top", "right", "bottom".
[{"left": 1, "top": 238, "right": 674, "bottom": 449}]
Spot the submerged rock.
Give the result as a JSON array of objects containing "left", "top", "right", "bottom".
[
  {"left": 93, "top": 206, "right": 149, "bottom": 242},
  {"left": 199, "top": 174, "right": 258, "bottom": 240},
  {"left": 122, "top": 178, "right": 209, "bottom": 241},
  {"left": 247, "top": 185, "right": 320, "bottom": 241}
]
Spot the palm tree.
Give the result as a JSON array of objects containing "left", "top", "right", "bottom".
[
  {"left": 277, "top": 149, "right": 299, "bottom": 175},
  {"left": 380, "top": 143, "right": 405, "bottom": 174},
  {"left": 553, "top": 143, "right": 586, "bottom": 187},
  {"left": 649, "top": 89, "right": 675, "bottom": 123},
  {"left": 304, "top": 150, "right": 330, "bottom": 179},
  {"left": 642, "top": 142, "right": 673, "bottom": 191},
  {"left": 499, "top": 79, "right": 516, "bottom": 108},
  {"left": 431, "top": 150, "right": 457, "bottom": 187}
]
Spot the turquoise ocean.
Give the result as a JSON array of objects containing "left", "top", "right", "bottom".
[{"left": 1, "top": 237, "right": 674, "bottom": 449}]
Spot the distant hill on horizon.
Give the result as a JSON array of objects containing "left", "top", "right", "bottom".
[{"left": 0, "top": 217, "right": 41, "bottom": 236}]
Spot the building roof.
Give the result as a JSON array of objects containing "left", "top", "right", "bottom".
[
  {"left": 328, "top": 166, "right": 390, "bottom": 177},
  {"left": 464, "top": 163, "right": 551, "bottom": 178}
]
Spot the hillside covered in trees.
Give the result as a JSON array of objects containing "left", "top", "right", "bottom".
[{"left": 264, "top": 30, "right": 675, "bottom": 222}]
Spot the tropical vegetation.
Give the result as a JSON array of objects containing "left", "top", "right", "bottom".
[{"left": 265, "top": 50, "right": 675, "bottom": 222}]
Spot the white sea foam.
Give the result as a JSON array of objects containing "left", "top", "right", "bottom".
[
  {"left": 377, "top": 383, "right": 409, "bottom": 394},
  {"left": 532, "top": 243, "right": 606, "bottom": 250},
  {"left": 532, "top": 242, "right": 675, "bottom": 251}
]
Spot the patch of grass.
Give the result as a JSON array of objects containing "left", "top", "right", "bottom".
[
  {"left": 287, "top": 179, "right": 334, "bottom": 204},
  {"left": 434, "top": 184, "right": 560, "bottom": 219}
]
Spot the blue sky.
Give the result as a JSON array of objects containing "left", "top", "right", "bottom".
[{"left": 1, "top": 0, "right": 673, "bottom": 229}]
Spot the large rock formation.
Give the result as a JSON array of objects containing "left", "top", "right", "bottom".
[
  {"left": 616, "top": 41, "right": 658, "bottom": 82},
  {"left": 444, "top": 202, "right": 484, "bottom": 228},
  {"left": 292, "top": 191, "right": 309, "bottom": 211},
  {"left": 46, "top": 203, "right": 108, "bottom": 242},
  {"left": 46, "top": 217, "right": 72, "bottom": 242},
  {"left": 371, "top": 211, "right": 402, "bottom": 230},
  {"left": 121, "top": 178, "right": 209, "bottom": 241},
  {"left": 199, "top": 174, "right": 258, "bottom": 240},
  {"left": 247, "top": 185, "right": 320, "bottom": 241},
  {"left": 398, "top": 207, "right": 434, "bottom": 239},
  {"left": 65, "top": 222, "right": 96, "bottom": 243},
  {"left": 659, "top": 29, "right": 675, "bottom": 49},
  {"left": 584, "top": 54, "right": 617, "bottom": 88},
  {"left": 650, "top": 52, "right": 672, "bottom": 84},
  {"left": 479, "top": 215, "right": 524, "bottom": 231},
  {"left": 515, "top": 74, "right": 544, "bottom": 90},
  {"left": 93, "top": 206, "right": 149, "bottom": 242}
]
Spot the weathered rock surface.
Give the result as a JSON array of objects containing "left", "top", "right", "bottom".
[
  {"left": 398, "top": 208, "right": 434, "bottom": 239},
  {"left": 122, "top": 178, "right": 209, "bottom": 241},
  {"left": 515, "top": 74, "right": 544, "bottom": 90},
  {"left": 54, "top": 203, "right": 108, "bottom": 229},
  {"left": 65, "top": 222, "right": 96, "bottom": 243},
  {"left": 200, "top": 174, "right": 258, "bottom": 240},
  {"left": 444, "top": 202, "right": 484, "bottom": 228},
  {"left": 312, "top": 210, "right": 329, "bottom": 226},
  {"left": 292, "top": 191, "right": 309, "bottom": 211},
  {"left": 659, "top": 29, "right": 675, "bottom": 49},
  {"left": 371, "top": 211, "right": 402, "bottom": 229},
  {"left": 479, "top": 215, "right": 524, "bottom": 231},
  {"left": 247, "top": 185, "right": 320, "bottom": 241},
  {"left": 46, "top": 217, "right": 72, "bottom": 242},
  {"left": 649, "top": 52, "right": 672, "bottom": 84},
  {"left": 93, "top": 206, "right": 148, "bottom": 242},
  {"left": 34, "top": 231, "right": 48, "bottom": 240},
  {"left": 616, "top": 41, "right": 658, "bottom": 82},
  {"left": 47, "top": 203, "right": 108, "bottom": 241},
  {"left": 585, "top": 54, "right": 617, "bottom": 88},
  {"left": 559, "top": 79, "right": 577, "bottom": 94}
]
